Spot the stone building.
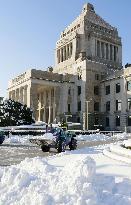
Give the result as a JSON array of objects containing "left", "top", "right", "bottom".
[
  {"left": 8, "top": 69, "right": 80, "bottom": 124},
  {"left": 53, "top": 3, "right": 122, "bottom": 129},
  {"left": 101, "top": 65, "right": 131, "bottom": 132},
  {"left": 8, "top": 3, "right": 130, "bottom": 131}
]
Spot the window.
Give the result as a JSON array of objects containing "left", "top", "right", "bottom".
[
  {"left": 101, "top": 74, "right": 105, "bottom": 80},
  {"left": 116, "top": 116, "right": 120, "bottom": 126},
  {"left": 77, "top": 117, "right": 80, "bottom": 123},
  {"left": 106, "top": 117, "right": 109, "bottom": 127},
  {"left": 116, "top": 100, "right": 121, "bottom": 111},
  {"left": 68, "top": 88, "right": 71, "bottom": 95},
  {"left": 78, "top": 74, "right": 82, "bottom": 80},
  {"left": 78, "top": 101, "right": 81, "bottom": 111},
  {"left": 128, "top": 98, "right": 131, "bottom": 110},
  {"left": 128, "top": 116, "right": 131, "bottom": 126},
  {"left": 94, "top": 86, "right": 99, "bottom": 95},
  {"left": 127, "top": 81, "right": 131, "bottom": 91},
  {"left": 116, "top": 83, "right": 120, "bottom": 93},
  {"left": 94, "top": 102, "right": 99, "bottom": 111},
  {"left": 68, "top": 104, "right": 70, "bottom": 112},
  {"left": 95, "top": 74, "right": 99, "bottom": 80},
  {"left": 106, "top": 85, "right": 110, "bottom": 95},
  {"left": 94, "top": 117, "right": 99, "bottom": 125},
  {"left": 78, "top": 86, "right": 81, "bottom": 95},
  {"left": 106, "top": 101, "right": 110, "bottom": 112}
]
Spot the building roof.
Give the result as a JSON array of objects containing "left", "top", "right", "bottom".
[{"left": 84, "top": 3, "right": 116, "bottom": 31}]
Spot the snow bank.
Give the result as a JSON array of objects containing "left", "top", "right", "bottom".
[
  {"left": 0, "top": 149, "right": 131, "bottom": 204},
  {"left": 76, "top": 133, "right": 110, "bottom": 141},
  {"left": 103, "top": 143, "right": 131, "bottom": 164},
  {"left": 4, "top": 133, "right": 55, "bottom": 145},
  {"left": 4, "top": 135, "right": 30, "bottom": 144},
  {"left": 30, "top": 133, "right": 55, "bottom": 141},
  {"left": 103, "top": 148, "right": 131, "bottom": 164},
  {"left": 123, "top": 139, "right": 131, "bottom": 148},
  {"left": 113, "top": 132, "right": 128, "bottom": 140},
  {"left": 0, "top": 156, "right": 97, "bottom": 205},
  {"left": 4, "top": 131, "right": 129, "bottom": 146}
]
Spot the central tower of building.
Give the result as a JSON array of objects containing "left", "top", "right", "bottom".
[{"left": 54, "top": 3, "right": 122, "bottom": 129}]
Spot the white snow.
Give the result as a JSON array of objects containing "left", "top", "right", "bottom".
[
  {"left": 76, "top": 133, "right": 110, "bottom": 141},
  {"left": 0, "top": 145, "right": 131, "bottom": 205},
  {"left": 4, "top": 132, "right": 127, "bottom": 145},
  {"left": 4, "top": 135, "right": 31, "bottom": 144},
  {"left": 4, "top": 133, "right": 56, "bottom": 145},
  {"left": 123, "top": 139, "right": 131, "bottom": 147}
]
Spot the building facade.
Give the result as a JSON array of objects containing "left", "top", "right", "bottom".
[
  {"left": 101, "top": 65, "right": 131, "bottom": 132},
  {"left": 8, "top": 3, "right": 131, "bottom": 131}
]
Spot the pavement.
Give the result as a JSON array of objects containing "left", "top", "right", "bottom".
[{"left": 0, "top": 138, "right": 120, "bottom": 167}]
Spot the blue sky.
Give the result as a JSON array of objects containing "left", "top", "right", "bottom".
[{"left": 0, "top": 0, "right": 131, "bottom": 97}]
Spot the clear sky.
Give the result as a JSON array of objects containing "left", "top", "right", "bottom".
[{"left": 0, "top": 0, "right": 131, "bottom": 97}]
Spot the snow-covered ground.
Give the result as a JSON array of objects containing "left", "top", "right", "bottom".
[{"left": 1, "top": 133, "right": 131, "bottom": 204}]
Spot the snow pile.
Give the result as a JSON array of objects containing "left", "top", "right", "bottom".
[
  {"left": 4, "top": 131, "right": 129, "bottom": 146},
  {"left": 4, "top": 133, "right": 55, "bottom": 145},
  {"left": 4, "top": 135, "right": 30, "bottom": 144},
  {"left": 0, "top": 149, "right": 131, "bottom": 204},
  {"left": 76, "top": 133, "right": 110, "bottom": 141},
  {"left": 0, "top": 156, "right": 97, "bottom": 205},
  {"left": 103, "top": 144, "right": 131, "bottom": 164},
  {"left": 123, "top": 139, "right": 131, "bottom": 148},
  {"left": 113, "top": 132, "right": 128, "bottom": 140},
  {"left": 30, "top": 133, "right": 55, "bottom": 141}
]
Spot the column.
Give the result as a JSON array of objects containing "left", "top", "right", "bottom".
[
  {"left": 12, "top": 90, "right": 15, "bottom": 100},
  {"left": 69, "top": 43, "right": 72, "bottom": 58},
  {"left": 19, "top": 87, "right": 22, "bottom": 103},
  {"left": 112, "top": 45, "right": 114, "bottom": 61},
  {"left": 110, "top": 44, "right": 112, "bottom": 60},
  {"left": 61, "top": 48, "right": 63, "bottom": 62},
  {"left": 23, "top": 86, "right": 27, "bottom": 105},
  {"left": 64, "top": 46, "right": 67, "bottom": 60},
  {"left": 48, "top": 106, "right": 51, "bottom": 124},
  {"left": 67, "top": 44, "right": 69, "bottom": 59},
  {"left": 63, "top": 46, "right": 65, "bottom": 61},
  {"left": 53, "top": 88, "right": 56, "bottom": 121},
  {"left": 43, "top": 107, "right": 46, "bottom": 122},
  {"left": 69, "top": 43, "right": 71, "bottom": 58},
  {"left": 38, "top": 92, "right": 41, "bottom": 121},
  {"left": 63, "top": 46, "right": 66, "bottom": 61},
  {"left": 116, "top": 46, "right": 119, "bottom": 62},
  {"left": 57, "top": 49, "right": 60, "bottom": 63},
  {"left": 104, "top": 43, "right": 106, "bottom": 59},
  {"left": 48, "top": 89, "right": 52, "bottom": 123},
  {"left": 15, "top": 88, "right": 19, "bottom": 102},
  {"left": 22, "top": 87, "right": 24, "bottom": 104},
  {"left": 114, "top": 46, "right": 117, "bottom": 62},
  {"left": 9, "top": 91, "right": 12, "bottom": 99},
  {"left": 100, "top": 41, "right": 102, "bottom": 58},
  {"left": 59, "top": 49, "right": 61, "bottom": 63},
  {"left": 108, "top": 44, "right": 110, "bottom": 60}
]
